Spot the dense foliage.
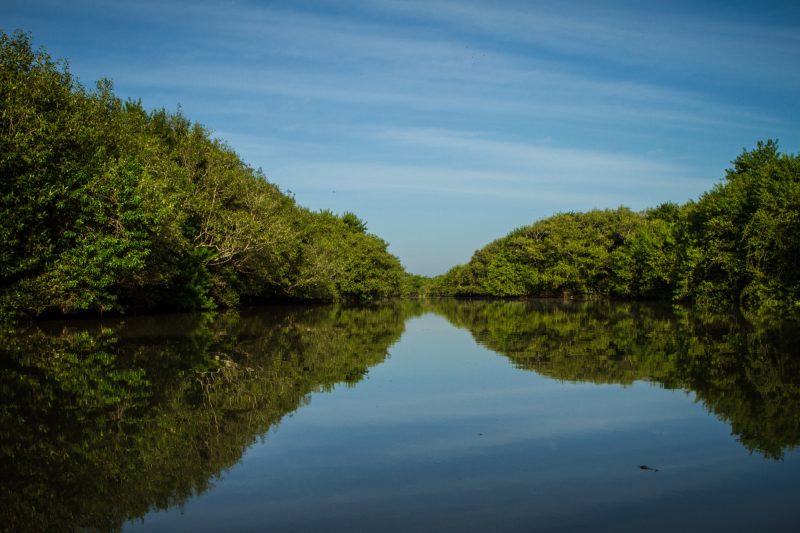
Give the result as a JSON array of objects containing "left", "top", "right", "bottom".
[
  {"left": 677, "top": 141, "right": 800, "bottom": 311},
  {"left": 3, "top": 31, "right": 798, "bottom": 318},
  {"left": 427, "top": 207, "right": 678, "bottom": 300},
  {"left": 428, "top": 141, "right": 800, "bottom": 314},
  {"left": 1, "top": 31, "right": 409, "bottom": 317}
]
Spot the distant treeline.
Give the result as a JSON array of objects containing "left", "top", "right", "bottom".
[
  {"left": 426, "top": 141, "right": 800, "bottom": 315},
  {"left": 1, "top": 31, "right": 414, "bottom": 318}
]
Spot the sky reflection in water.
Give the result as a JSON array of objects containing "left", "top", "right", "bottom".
[{"left": 121, "top": 306, "right": 800, "bottom": 532}]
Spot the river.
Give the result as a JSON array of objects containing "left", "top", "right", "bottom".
[{"left": 2, "top": 300, "right": 799, "bottom": 531}]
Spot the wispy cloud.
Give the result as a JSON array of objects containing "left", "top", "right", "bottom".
[
  {"left": 380, "top": 128, "right": 690, "bottom": 182},
  {"left": 88, "top": 0, "right": 786, "bottom": 144},
  {"left": 111, "top": 55, "right": 777, "bottom": 137},
  {"left": 370, "top": 0, "right": 800, "bottom": 86},
  {"left": 277, "top": 159, "right": 697, "bottom": 206}
]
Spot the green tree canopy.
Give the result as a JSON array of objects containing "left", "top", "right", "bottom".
[
  {"left": 1, "top": 31, "right": 411, "bottom": 318},
  {"left": 426, "top": 142, "right": 799, "bottom": 315}
]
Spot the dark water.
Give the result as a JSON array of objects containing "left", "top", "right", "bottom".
[{"left": 2, "top": 300, "right": 800, "bottom": 532}]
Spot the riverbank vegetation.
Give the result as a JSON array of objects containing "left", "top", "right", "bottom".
[
  {"left": 3, "top": 30, "right": 799, "bottom": 319},
  {"left": 1, "top": 31, "right": 410, "bottom": 318},
  {"left": 427, "top": 141, "right": 800, "bottom": 315}
]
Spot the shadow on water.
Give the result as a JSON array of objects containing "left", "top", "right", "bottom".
[{"left": 1, "top": 298, "right": 799, "bottom": 531}]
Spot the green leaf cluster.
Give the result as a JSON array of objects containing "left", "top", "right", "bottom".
[
  {"left": 677, "top": 140, "right": 800, "bottom": 312},
  {"left": 428, "top": 207, "right": 680, "bottom": 300}
]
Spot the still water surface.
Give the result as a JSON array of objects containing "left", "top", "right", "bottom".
[{"left": 2, "top": 300, "right": 799, "bottom": 531}]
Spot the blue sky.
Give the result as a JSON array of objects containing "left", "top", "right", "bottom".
[{"left": 4, "top": 0, "right": 800, "bottom": 275}]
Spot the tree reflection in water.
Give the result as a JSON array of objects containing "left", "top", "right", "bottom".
[
  {"left": 0, "top": 304, "right": 411, "bottom": 532},
  {"left": 428, "top": 299, "right": 800, "bottom": 460},
  {"left": 1, "top": 299, "right": 799, "bottom": 532}
]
